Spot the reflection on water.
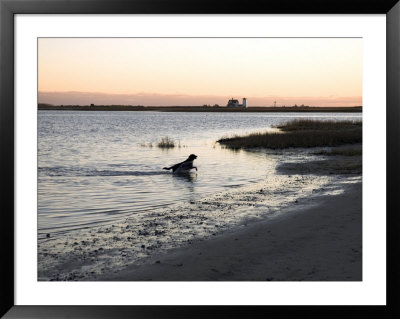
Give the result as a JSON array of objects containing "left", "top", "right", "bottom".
[
  {"left": 38, "top": 110, "right": 361, "bottom": 237},
  {"left": 173, "top": 172, "right": 198, "bottom": 183}
]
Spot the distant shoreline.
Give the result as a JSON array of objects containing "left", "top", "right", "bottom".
[{"left": 38, "top": 104, "right": 362, "bottom": 113}]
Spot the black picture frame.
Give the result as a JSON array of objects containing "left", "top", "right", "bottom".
[{"left": 1, "top": 0, "right": 399, "bottom": 318}]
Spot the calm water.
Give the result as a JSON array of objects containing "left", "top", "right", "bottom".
[{"left": 38, "top": 111, "right": 361, "bottom": 236}]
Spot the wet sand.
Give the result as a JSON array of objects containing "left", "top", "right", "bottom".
[{"left": 100, "top": 181, "right": 362, "bottom": 281}]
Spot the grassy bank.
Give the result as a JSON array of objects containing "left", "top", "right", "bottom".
[{"left": 217, "top": 119, "right": 362, "bottom": 149}]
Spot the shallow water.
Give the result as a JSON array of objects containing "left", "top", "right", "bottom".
[{"left": 38, "top": 111, "right": 361, "bottom": 237}]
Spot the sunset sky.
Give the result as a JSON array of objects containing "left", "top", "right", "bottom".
[{"left": 38, "top": 38, "right": 362, "bottom": 107}]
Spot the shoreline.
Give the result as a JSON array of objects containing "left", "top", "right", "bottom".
[
  {"left": 99, "top": 180, "right": 362, "bottom": 281},
  {"left": 37, "top": 106, "right": 362, "bottom": 113}
]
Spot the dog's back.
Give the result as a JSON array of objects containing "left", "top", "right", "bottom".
[{"left": 163, "top": 154, "right": 197, "bottom": 173}]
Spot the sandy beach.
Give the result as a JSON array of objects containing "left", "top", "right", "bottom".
[{"left": 99, "top": 180, "right": 361, "bottom": 281}]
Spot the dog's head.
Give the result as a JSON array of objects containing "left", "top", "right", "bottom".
[{"left": 188, "top": 154, "right": 197, "bottom": 161}]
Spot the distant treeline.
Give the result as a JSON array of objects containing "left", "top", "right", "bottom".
[{"left": 38, "top": 104, "right": 362, "bottom": 113}]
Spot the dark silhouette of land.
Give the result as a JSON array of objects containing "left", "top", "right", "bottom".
[{"left": 38, "top": 104, "right": 362, "bottom": 113}]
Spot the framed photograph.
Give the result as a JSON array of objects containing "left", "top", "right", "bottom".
[{"left": 1, "top": 0, "right": 399, "bottom": 318}]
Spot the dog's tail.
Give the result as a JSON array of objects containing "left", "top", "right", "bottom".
[{"left": 163, "top": 167, "right": 171, "bottom": 170}]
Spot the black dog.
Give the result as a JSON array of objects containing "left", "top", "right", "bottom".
[{"left": 163, "top": 154, "right": 198, "bottom": 173}]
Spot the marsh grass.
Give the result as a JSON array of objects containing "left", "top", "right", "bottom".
[
  {"left": 157, "top": 136, "right": 175, "bottom": 148},
  {"left": 140, "top": 138, "right": 184, "bottom": 148},
  {"left": 217, "top": 119, "right": 362, "bottom": 149},
  {"left": 277, "top": 119, "right": 361, "bottom": 131}
]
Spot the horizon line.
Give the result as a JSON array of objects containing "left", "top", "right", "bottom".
[
  {"left": 38, "top": 91, "right": 362, "bottom": 108},
  {"left": 38, "top": 103, "right": 363, "bottom": 108}
]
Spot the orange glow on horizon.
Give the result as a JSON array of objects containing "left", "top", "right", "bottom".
[{"left": 38, "top": 38, "right": 362, "bottom": 106}]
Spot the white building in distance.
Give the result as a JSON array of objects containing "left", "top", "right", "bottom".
[{"left": 227, "top": 97, "right": 247, "bottom": 108}]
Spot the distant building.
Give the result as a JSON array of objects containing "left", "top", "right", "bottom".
[{"left": 227, "top": 97, "right": 247, "bottom": 108}]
